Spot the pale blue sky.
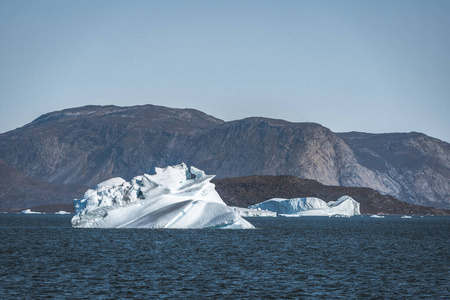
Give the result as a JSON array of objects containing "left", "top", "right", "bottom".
[{"left": 0, "top": 0, "right": 449, "bottom": 142}]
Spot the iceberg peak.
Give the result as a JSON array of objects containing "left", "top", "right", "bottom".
[{"left": 94, "top": 177, "right": 126, "bottom": 189}]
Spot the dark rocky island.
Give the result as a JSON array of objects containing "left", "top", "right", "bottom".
[{"left": 213, "top": 176, "right": 449, "bottom": 215}]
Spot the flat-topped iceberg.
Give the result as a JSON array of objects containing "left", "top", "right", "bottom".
[
  {"left": 370, "top": 215, "right": 385, "bottom": 218},
  {"left": 72, "top": 163, "right": 254, "bottom": 229},
  {"left": 249, "top": 196, "right": 360, "bottom": 217}
]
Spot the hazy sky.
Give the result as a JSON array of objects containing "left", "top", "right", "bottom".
[{"left": 0, "top": 0, "right": 449, "bottom": 142}]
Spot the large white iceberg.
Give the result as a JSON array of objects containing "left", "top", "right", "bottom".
[
  {"left": 248, "top": 196, "right": 360, "bottom": 217},
  {"left": 72, "top": 163, "right": 254, "bottom": 229}
]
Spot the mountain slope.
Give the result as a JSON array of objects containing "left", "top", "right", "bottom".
[
  {"left": 0, "top": 159, "right": 86, "bottom": 210},
  {"left": 0, "top": 104, "right": 449, "bottom": 209},
  {"left": 183, "top": 117, "right": 395, "bottom": 197},
  {"left": 0, "top": 105, "right": 224, "bottom": 186},
  {"left": 339, "top": 132, "right": 450, "bottom": 208}
]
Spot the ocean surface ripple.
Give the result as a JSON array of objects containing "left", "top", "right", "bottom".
[{"left": 1, "top": 215, "right": 449, "bottom": 299}]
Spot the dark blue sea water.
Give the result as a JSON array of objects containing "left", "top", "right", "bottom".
[{"left": 1, "top": 214, "right": 449, "bottom": 299}]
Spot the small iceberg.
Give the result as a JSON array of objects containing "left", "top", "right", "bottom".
[
  {"left": 370, "top": 215, "right": 385, "bottom": 218},
  {"left": 248, "top": 196, "right": 360, "bottom": 217},
  {"left": 329, "top": 214, "right": 350, "bottom": 218},
  {"left": 72, "top": 163, "right": 254, "bottom": 229},
  {"left": 21, "top": 209, "right": 42, "bottom": 214},
  {"left": 55, "top": 211, "right": 71, "bottom": 215},
  {"left": 401, "top": 215, "right": 412, "bottom": 219}
]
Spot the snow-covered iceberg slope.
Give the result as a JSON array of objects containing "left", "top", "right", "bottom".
[
  {"left": 231, "top": 206, "right": 277, "bottom": 217},
  {"left": 72, "top": 164, "right": 254, "bottom": 229},
  {"left": 248, "top": 196, "right": 360, "bottom": 217}
]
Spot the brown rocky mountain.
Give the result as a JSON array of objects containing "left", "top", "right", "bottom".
[
  {"left": 338, "top": 132, "right": 450, "bottom": 209},
  {"left": 0, "top": 105, "right": 223, "bottom": 186},
  {"left": 0, "top": 104, "right": 449, "bottom": 209}
]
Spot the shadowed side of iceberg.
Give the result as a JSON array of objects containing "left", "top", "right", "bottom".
[{"left": 114, "top": 199, "right": 253, "bottom": 229}]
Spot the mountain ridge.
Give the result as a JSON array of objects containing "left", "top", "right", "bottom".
[{"left": 0, "top": 104, "right": 449, "bottom": 209}]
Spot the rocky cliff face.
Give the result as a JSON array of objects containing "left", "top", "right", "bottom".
[
  {"left": 0, "top": 105, "right": 224, "bottom": 186},
  {"left": 0, "top": 104, "right": 449, "bottom": 209},
  {"left": 183, "top": 118, "right": 394, "bottom": 196},
  {"left": 338, "top": 132, "right": 450, "bottom": 208}
]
